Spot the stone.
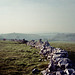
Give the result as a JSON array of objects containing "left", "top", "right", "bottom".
[
  {"left": 27, "top": 40, "right": 75, "bottom": 75},
  {"left": 39, "top": 59, "right": 42, "bottom": 62},
  {"left": 44, "top": 59, "right": 47, "bottom": 61},
  {"left": 53, "top": 54, "right": 62, "bottom": 59},
  {"left": 46, "top": 68, "right": 50, "bottom": 73},
  {"left": 53, "top": 58, "right": 61, "bottom": 63},
  {"left": 32, "top": 69, "right": 40, "bottom": 74},
  {"left": 72, "top": 71, "right": 75, "bottom": 75},
  {"left": 41, "top": 70, "right": 47, "bottom": 75},
  {"left": 64, "top": 69, "right": 75, "bottom": 75},
  {"left": 47, "top": 56, "right": 51, "bottom": 60},
  {"left": 58, "top": 58, "right": 71, "bottom": 68},
  {"left": 22, "top": 39, "right": 28, "bottom": 44},
  {"left": 48, "top": 60, "right": 55, "bottom": 71},
  {"left": 56, "top": 71, "right": 64, "bottom": 75},
  {"left": 52, "top": 51, "right": 68, "bottom": 60},
  {"left": 55, "top": 52, "right": 68, "bottom": 57},
  {"left": 44, "top": 41, "right": 50, "bottom": 47},
  {"left": 65, "top": 63, "right": 72, "bottom": 68}
]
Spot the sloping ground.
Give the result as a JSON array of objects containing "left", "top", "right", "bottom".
[
  {"left": 0, "top": 41, "right": 75, "bottom": 75},
  {"left": 0, "top": 41, "right": 49, "bottom": 75}
]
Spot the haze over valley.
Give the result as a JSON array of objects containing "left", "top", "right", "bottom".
[{"left": 0, "top": 33, "right": 75, "bottom": 42}]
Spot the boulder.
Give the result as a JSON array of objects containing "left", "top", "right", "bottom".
[
  {"left": 64, "top": 69, "right": 75, "bottom": 75},
  {"left": 56, "top": 71, "right": 64, "bottom": 75},
  {"left": 44, "top": 41, "right": 50, "bottom": 47},
  {"left": 53, "top": 54, "right": 62, "bottom": 59},
  {"left": 58, "top": 58, "right": 71, "bottom": 68},
  {"left": 41, "top": 70, "right": 47, "bottom": 75},
  {"left": 52, "top": 51, "right": 68, "bottom": 59}
]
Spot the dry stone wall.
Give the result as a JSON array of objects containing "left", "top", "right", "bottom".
[{"left": 27, "top": 39, "right": 75, "bottom": 75}]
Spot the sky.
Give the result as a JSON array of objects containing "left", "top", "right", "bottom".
[{"left": 0, "top": 0, "right": 75, "bottom": 34}]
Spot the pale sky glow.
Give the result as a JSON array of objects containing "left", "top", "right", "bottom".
[{"left": 0, "top": 0, "right": 75, "bottom": 33}]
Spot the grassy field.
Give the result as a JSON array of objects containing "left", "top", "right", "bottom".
[
  {"left": 0, "top": 41, "right": 75, "bottom": 75},
  {"left": 0, "top": 41, "right": 48, "bottom": 75}
]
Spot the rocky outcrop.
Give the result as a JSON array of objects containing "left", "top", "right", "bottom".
[{"left": 27, "top": 39, "right": 75, "bottom": 75}]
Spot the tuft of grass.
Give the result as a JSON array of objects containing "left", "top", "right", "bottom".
[
  {"left": 0, "top": 40, "right": 74, "bottom": 75},
  {"left": 0, "top": 40, "right": 49, "bottom": 75}
]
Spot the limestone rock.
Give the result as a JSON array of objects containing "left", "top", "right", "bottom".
[
  {"left": 64, "top": 69, "right": 75, "bottom": 75},
  {"left": 32, "top": 69, "right": 40, "bottom": 74}
]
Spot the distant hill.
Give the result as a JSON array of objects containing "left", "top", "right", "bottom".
[
  {"left": 50, "top": 33, "right": 75, "bottom": 41},
  {"left": 0, "top": 33, "right": 41, "bottom": 40},
  {"left": 0, "top": 33, "right": 75, "bottom": 41}
]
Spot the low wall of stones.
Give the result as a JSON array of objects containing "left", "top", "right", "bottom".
[{"left": 27, "top": 39, "right": 75, "bottom": 75}]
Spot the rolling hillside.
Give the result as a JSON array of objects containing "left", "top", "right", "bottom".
[
  {"left": 0, "top": 33, "right": 75, "bottom": 41},
  {"left": 0, "top": 33, "right": 41, "bottom": 40}
]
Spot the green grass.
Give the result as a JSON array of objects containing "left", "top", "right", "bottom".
[
  {"left": 50, "top": 42, "right": 75, "bottom": 63},
  {"left": 0, "top": 40, "right": 49, "bottom": 75},
  {"left": 0, "top": 41, "right": 75, "bottom": 75}
]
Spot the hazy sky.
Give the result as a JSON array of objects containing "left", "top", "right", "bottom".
[{"left": 0, "top": 0, "right": 75, "bottom": 34}]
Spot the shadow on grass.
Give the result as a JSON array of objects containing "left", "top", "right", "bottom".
[
  {"left": 68, "top": 51, "right": 75, "bottom": 69},
  {"left": 68, "top": 51, "right": 75, "bottom": 62}
]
